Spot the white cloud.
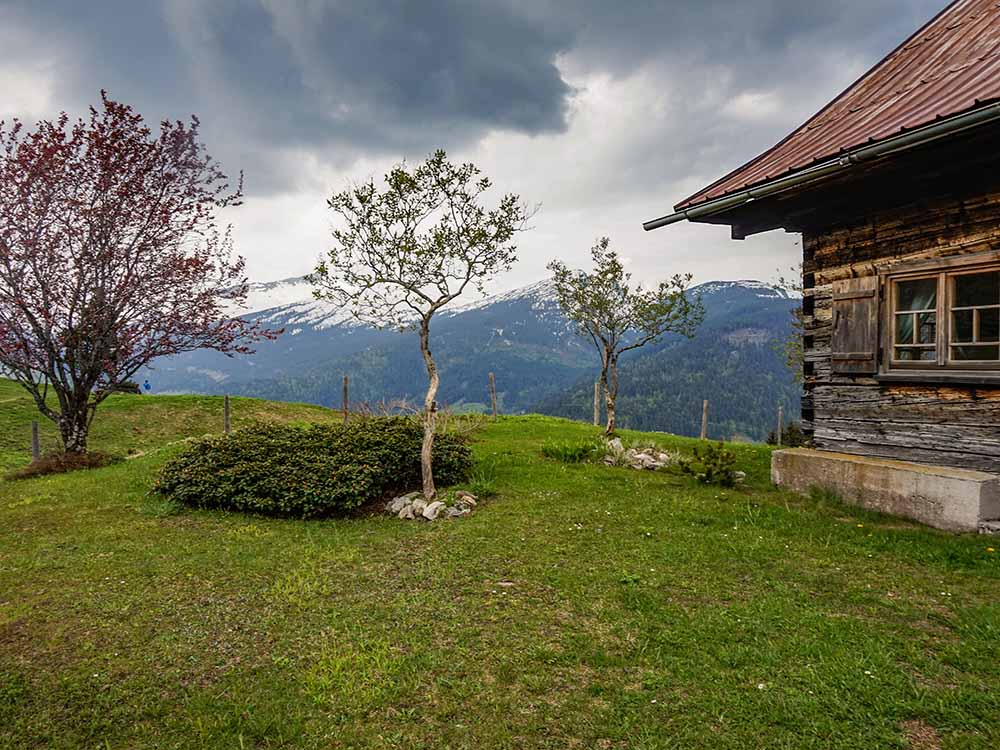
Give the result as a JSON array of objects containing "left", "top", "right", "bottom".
[{"left": 721, "top": 90, "right": 785, "bottom": 122}]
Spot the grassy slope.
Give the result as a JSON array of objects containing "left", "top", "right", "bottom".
[
  {"left": 0, "top": 381, "right": 998, "bottom": 749},
  {"left": 0, "top": 378, "right": 341, "bottom": 472}
]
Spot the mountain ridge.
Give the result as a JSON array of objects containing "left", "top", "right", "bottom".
[{"left": 146, "top": 276, "right": 801, "bottom": 440}]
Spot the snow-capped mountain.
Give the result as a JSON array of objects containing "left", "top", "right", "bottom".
[{"left": 144, "top": 277, "right": 800, "bottom": 439}]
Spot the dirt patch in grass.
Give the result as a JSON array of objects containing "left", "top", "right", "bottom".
[
  {"left": 6, "top": 451, "right": 120, "bottom": 480},
  {"left": 901, "top": 719, "right": 942, "bottom": 750}
]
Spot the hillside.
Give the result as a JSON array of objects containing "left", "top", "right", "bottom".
[
  {"left": 143, "top": 277, "right": 801, "bottom": 439},
  {"left": 0, "top": 378, "right": 340, "bottom": 473},
  {"left": 1, "top": 391, "right": 997, "bottom": 749}
]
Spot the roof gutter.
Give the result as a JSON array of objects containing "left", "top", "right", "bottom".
[{"left": 642, "top": 101, "right": 1000, "bottom": 231}]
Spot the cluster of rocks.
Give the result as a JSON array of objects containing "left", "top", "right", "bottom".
[
  {"left": 602, "top": 438, "right": 677, "bottom": 471},
  {"left": 980, "top": 520, "right": 1000, "bottom": 535},
  {"left": 385, "top": 490, "right": 478, "bottom": 521}
]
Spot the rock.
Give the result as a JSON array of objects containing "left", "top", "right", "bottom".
[
  {"left": 455, "top": 491, "right": 478, "bottom": 505},
  {"left": 657, "top": 452, "right": 672, "bottom": 463},
  {"left": 398, "top": 505, "right": 415, "bottom": 520},
  {"left": 733, "top": 471, "right": 747, "bottom": 483},
  {"left": 978, "top": 520, "right": 1000, "bottom": 535},
  {"left": 608, "top": 438, "right": 623, "bottom": 452},
  {"left": 422, "top": 500, "right": 446, "bottom": 520},
  {"left": 445, "top": 506, "right": 468, "bottom": 519},
  {"left": 411, "top": 498, "right": 428, "bottom": 514},
  {"left": 386, "top": 496, "right": 410, "bottom": 514}
]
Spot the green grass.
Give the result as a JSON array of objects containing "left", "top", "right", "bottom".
[
  {"left": 0, "top": 378, "right": 341, "bottom": 473},
  {"left": 1, "top": 380, "right": 998, "bottom": 748}
]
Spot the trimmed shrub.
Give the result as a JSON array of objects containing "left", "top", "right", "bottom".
[{"left": 153, "top": 417, "right": 472, "bottom": 518}]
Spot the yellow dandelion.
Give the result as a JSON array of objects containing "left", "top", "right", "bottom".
[
  {"left": 856, "top": 523, "right": 864, "bottom": 528},
  {"left": 987, "top": 547, "right": 995, "bottom": 553}
]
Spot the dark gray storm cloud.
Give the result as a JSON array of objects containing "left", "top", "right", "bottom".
[
  {"left": 4, "top": 0, "right": 945, "bottom": 194},
  {"left": 0, "top": 0, "right": 950, "bottom": 285}
]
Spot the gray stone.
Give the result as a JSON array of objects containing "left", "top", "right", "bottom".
[
  {"left": 422, "top": 500, "right": 446, "bottom": 520},
  {"left": 733, "top": 471, "right": 747, "bottom": 483},
  {"left": 445, "top": 506, "right": 468, "bottom": 519},
  {"left": 772, "top": 448, "right": 1000, "bottom": 532},
  {"left": 411, "top": 498, "right": 428, "bottom": 514},
  {"left": 398, "top": 505, "right": 416, "bottom": 520},
  {"left": 608, "top": 438, "right": 623, "bottom": 453},
  {"left": 979, "top": 520, "right": 1000, "bottom": 535},
  {"left": 455, "top": 491, "right": 478, "bottom": 505},
  {"left": 386, "top": 496, "right": 410, "bottom": 514}
]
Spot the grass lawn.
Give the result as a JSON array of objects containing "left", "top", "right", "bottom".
[{"left": 1, "top": 379, "right": 998, "bottom": 749}]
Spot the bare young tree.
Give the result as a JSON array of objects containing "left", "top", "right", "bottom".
[
  {"left": 774, "top": 264, "right": 805, "bottom": 383},
  {"left": 309, "top": 150, "right": 530, "bottom": 499},
  {"left": 0, "top": 93, "right": 276, "bottom": 454},
  {"left": 548, "top": 237, "right": 703, "bottom": 435}
]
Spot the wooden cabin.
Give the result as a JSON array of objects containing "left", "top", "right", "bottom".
[{"left": 644, "top": 0, "right": 1000, "bottom": 531}]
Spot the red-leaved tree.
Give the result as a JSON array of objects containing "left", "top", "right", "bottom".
[{"left": 0, "top": 93, "right": 277, "bottom": 454}]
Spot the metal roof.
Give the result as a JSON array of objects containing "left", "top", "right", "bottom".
[{"left": 675, "top": 0, "right": 1000, "bottom": 211}]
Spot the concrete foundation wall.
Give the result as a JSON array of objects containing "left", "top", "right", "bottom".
[{"left": 772, "top": 448, "right": 1000, "bottom": 532}]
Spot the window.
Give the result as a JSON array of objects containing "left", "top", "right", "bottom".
[{"left": 884, "top": 256, "right": 1000, "bottom": 373}]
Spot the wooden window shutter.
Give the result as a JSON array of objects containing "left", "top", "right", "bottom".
[{"left": 831, "top": 276, "right": 879, "bottom": 374}]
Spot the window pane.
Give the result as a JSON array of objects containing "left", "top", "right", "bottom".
[
  {"left": 953, "top": 345, "right": 1000, "bottom": 361},
  {"left": 895, "top": 313, "right": 914, "bottom": 344},
  {"left": 952, "top": 309, "right": 973, "bottom": 342},
  {"left": 917, "top": 312, "right": 936, "bottom": 344},
  {"left": 896, "top": 278, "right": 936, "bottom": 311},
  {"left": 982, "top": 308, "right": 999, "bottom": 342},
  {"left": 953, "top": 271, "right": 999, "bottom": 308},
  {"left": 895, "top": 347, "right": 935, "bottom": 361}
]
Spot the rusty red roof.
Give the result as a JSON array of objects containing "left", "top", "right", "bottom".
[{"left": 676, "top": 0, "right": 1000, "bottom": 211}]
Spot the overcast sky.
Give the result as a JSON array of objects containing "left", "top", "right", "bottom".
[{"left": 1, "top": 0, "right": 945, "bottom": 293}]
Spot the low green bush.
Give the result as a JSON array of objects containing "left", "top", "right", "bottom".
[
  {"left": 678, "top": 441, "right": 741, "bottom": 487},
  {"left": 541, "top": 439, "right": 602, "bottom": 464},
  {"left": 153, "top": 417, "right": 472, "bottom": 518}
]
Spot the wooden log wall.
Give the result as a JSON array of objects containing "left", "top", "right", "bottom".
[{"left": 801, "top": 188, "right": 1000, "bottom": 473}]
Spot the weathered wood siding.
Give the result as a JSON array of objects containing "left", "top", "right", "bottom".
[{"left": 801, "top": 188, "right": 1000, "bottom": 473}]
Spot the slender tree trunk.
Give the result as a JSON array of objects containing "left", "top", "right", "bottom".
[
  {"left": 604, "top": 355, "right": 619, "bottom": 436},
  {"left": 418, "top": 315, "right": 438, "bottom": 500},
  {"left": 57, "top": 399, "right": 91, "bottom": 454}
]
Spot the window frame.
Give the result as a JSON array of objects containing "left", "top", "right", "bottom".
[{"left": 878, "top": 249, "right": 1000, "bottom": 378}]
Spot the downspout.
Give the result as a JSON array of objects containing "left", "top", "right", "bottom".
[{"left": 642, "top": 101, "right": 1000, "bottom": 231}]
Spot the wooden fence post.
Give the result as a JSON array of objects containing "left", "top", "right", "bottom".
[
  {"left": 593, "top": 382, "right": 600, "bottom": 426},
  {"left": 700, "top": 399, "right": 709, "bottom": 440},
  {"left": 342, "top": 374, "right": 349, "bottom": 424},
  {"left": 224, "top": 395, "right": 231, "bottom": 434},
  {"left": 777, "top": 404, "right": 784, "bottom": 447},
  {"left": 488, "top": 372, "right": 497, "bottom": 420},
  {"left": 31, "top": 420, "right": 40, "bottom": 462}
]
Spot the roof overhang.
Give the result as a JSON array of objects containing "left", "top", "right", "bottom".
[{"left": 643, "top": 101, "right": 1000, "bottom": 233}]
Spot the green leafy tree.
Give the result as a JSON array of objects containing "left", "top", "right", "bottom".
[
  {"left": 309, "top": 150, "right": 530, "bottom": 499},
  {"left": 548, "top": 237, "right": 703, "bottom": 435}
]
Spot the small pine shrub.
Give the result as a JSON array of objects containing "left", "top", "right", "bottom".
[
  {"left": 766, "top": 420, "right": 807, "bottom": 447},
  {"left": 678, "top": 441, "right": 741, "bottom": 487},
  {"left": 541, "top": 439, "right": 601, "bottom": 464},
  {"left": 7, "top": 451, "right": 120, "bottom": 480},
  {"left": 153, "top": 417, "right": 472, "bottom": 518}
]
